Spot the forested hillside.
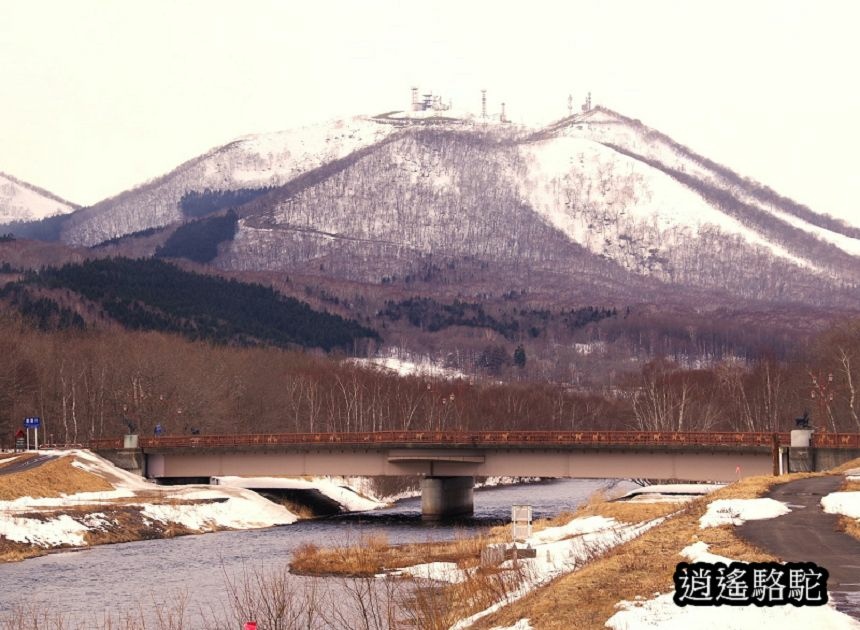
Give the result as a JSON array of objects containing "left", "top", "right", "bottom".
[{"left": 2, "top": 258, "right": 378, "bottom": 351}]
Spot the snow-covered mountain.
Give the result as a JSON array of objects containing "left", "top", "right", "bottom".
[
  {"left": 0, "top": 172, "right": 77, "bottom": 223},
  {"left": 60, "top": 117, "right": 396, "bottom": 246},
  {"left": 34, "top": 106, "right": 860, "bottom": 303}
]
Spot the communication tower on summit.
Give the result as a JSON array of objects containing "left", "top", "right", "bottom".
[
  {"left": 408, "top": 86, "right": 451, "bottom": 112},
  {"left": 500, "top": 102, "right": 507, "bottom": 123},
  {"left": 481, "top": 89, "right": 487, "bottom": 119},
  {"left": 581, "top": 91, "right": 593, "bottom": 112},
  {"left": 568, "top": 94, "right": 573, "bottom": 117}
]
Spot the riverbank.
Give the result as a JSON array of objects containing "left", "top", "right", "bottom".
[{"left": 0, "top": 449, "right": 381, "bottom": 563}]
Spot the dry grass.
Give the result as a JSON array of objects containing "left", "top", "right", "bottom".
[
  {"left": 836, "top": 477, "right": 860, "bottom": 541},
  {"left": 831, "top": 457, "right": 860, "bottom": 473},
  {"left": 470, "top": 474, "right": 809, "bottom": 630},
  {"left": 291, "top": 531, "right": 499, "bottom": 576},
  {"left": 0, "top": 455, "right": 113, "bottom": 500},
  {"left": 838, "top": 515, "right": 860, "bottom": 541}
]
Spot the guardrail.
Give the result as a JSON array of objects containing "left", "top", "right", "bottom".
[
  {"left": 810, "top": 433, "right": 860, "bottom": 448},
  {"left": 82, "top": 430, "right": 811, "bottom": 450}
]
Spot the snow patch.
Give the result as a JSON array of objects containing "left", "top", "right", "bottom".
[
  {"left": 699, "top": 498, "right": 790, "bottom": 528},
  {"left": 398, "top": 561, "right": 469, "bottom": 583},
  {"left": 821, "top": 491, "right": 860, "bottom": 520},
  {"left": 680, "top": 540, "right": 735, "bottom": 564},
  {"left": 350, "top": 353, "right": 468, "bottom": 380}
]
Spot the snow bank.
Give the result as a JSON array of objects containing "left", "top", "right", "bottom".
[
  {"left": 621, "top": 483, "right": 724, "bottom": 503},
  {"left": 141, "top": 486, "right": 296, "bottom": 530},
  {"left": 0, "top": 514, "right": 92, "bottom": 546},
  {"left": 0, "top": 450, "right": 298, "bottom": 549},
  {"left": 821, "top": 491, "right": 860, "bottom": 520},
  {"left": 213, "top": 475, "right": 383, "bottom": 512},
  {"left": 699, "top": 498, "right": 790, "bottom": 527},
  {"left": 490, "top": 621, "right": 533, "bottom": 630}
]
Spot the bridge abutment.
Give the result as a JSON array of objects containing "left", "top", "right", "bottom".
[{"left": 421, "top": 476, "right": 474, "bottom": 520}]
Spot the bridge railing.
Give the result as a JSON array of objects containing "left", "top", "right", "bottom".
[
  {"left": 810, "top": 433, "right": 860, "bottom": 448},
  {"left": 83, "top": 430, "right": 805, "bottom": 450}
]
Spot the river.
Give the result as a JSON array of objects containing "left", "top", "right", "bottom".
[{"left": 0, "top": 478, "right": 635, "bottom": 627}]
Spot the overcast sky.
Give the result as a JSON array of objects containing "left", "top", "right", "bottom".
[{"left": 2, "top": 0, "right": 859, "bottom": 226}]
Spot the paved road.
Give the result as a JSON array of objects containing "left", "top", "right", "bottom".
[
  {"left": 737, "top": 475, "right": 860, "bottom": 619},
  {"left": 0, "top": 453, "right": 56, "bottom": 476}
]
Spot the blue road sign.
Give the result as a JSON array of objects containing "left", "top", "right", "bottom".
[{"left": 24, "top": 417, "right": 41, "bottom": 428}]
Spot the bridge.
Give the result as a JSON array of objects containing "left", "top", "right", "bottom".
[{"left": 90, "top": 430, "right": 860, "bottom": 519}]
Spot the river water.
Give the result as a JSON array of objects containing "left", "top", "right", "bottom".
[{"left": 0, "top": 478, "right": 633, "bottom": 626}]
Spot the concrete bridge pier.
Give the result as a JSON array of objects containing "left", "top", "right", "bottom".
[{"left": 420, "top": 476, "right": 474, "bottom": 520}]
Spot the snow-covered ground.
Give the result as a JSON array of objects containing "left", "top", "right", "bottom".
[
  {"left": 0, "top": 450, "right": 390, "bottom": 550},
  {"left": 350, "top": 352, "right": 469, "bottom": 380}
]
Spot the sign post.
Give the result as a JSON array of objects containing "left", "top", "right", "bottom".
[
  {"left": 24, "top": 417, "right": 41, "bottom": 450},
  {"left": 511, "top": 504, "right": 533, "bottom": 542}
]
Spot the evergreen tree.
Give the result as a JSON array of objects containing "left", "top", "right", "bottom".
[{"left": 513, "top": 344, "right": 527, "bottom": 368}]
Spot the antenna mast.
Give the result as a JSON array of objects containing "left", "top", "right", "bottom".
[{"left": 481, "top": 89, "right": 487, "bottom": 119}]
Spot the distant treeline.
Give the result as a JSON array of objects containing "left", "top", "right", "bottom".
[
  {"left": 0, "top": 285, "right": 85, "bottom": 331},
  {"left": 379, "top": 297, "right": 616, "bottom": 339},
  {"left": 7, "top": 257, "right": 378, "bottom": 351}
]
